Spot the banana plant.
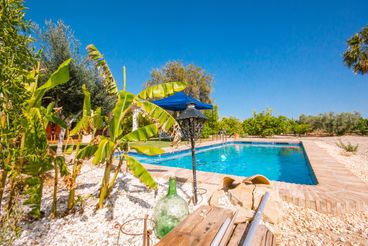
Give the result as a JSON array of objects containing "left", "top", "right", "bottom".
[
  {"left": 16, "top": 59, "right": 72, "bottom": 218},
  {"left": 66, "top": 84, "right": 103, "bottom": 210},
  {"left": 86, "top": 44, "right": 118, "bottom": 95},
  {"left": 84, "top": 44, "right": 186, "bottom": 209},
  {"left": 79, "top": 83, "right": 186, "bottom": 209}
]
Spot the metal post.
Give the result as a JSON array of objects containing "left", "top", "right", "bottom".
[
  {"left": 143, "top": 214, "right": 148, "bottom": 246},
  {"left": 211, "top": 108, "right": 214, "bottom": 141},
  {"left": 242, "top": 192, "right": 270, "bottom": 246},
  {"left": 190, "top": 120, "right": 198, "bottom": 205}
]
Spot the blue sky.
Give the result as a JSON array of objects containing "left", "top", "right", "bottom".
[{"left": 25, "top": 0, "right": 368, "bottom": 119}]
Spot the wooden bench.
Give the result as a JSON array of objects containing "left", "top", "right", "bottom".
[{"left": 155, "top": 205, "right": 275, "bottom": 246}]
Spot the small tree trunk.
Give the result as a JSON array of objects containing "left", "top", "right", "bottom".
[
  {"left": 0, "top": 169, "right": 8, "bottom": 211},
  {"left": 7, "top": 177, "right": 16, "bottom": 212},
  {"left": 67, "top": 135, "right": 81, "bottom": 210},
  {"left": 8, "top": 133, "right": 26, "bottom": 213},
  {"left": 52, "top": 161, "right": 58, "bottom": 217},
  {"left": 98, "top": 156, "right": 113, "bottom": 209},
  {"left": 57, "top": 127, "right": 66, "bottom": 155},
  {"left": 106, "top": 156, "right": 124, "bottom": 197}
]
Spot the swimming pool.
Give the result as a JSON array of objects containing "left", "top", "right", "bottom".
[{"left": 130, "top": 142, "right": 317, "bottom": 185}]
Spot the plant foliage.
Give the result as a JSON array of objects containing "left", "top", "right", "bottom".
[
  {"left": 84, "top": 44, "right": 187, "bottom": 208},
  {"left": 336, "top": 140, "right": 359, "bottom": 153},
  {"left": 144, "top": 61, "right": 213, "bottom": 103},
  {"left": 343, "top": 25, "right": 368, "bottom": 75}
]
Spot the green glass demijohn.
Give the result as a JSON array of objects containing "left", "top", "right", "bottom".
[{"left": 153, "top": 177, "right": 189, "bottom": 238}]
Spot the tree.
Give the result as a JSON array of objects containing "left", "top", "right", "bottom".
[
  {"left": 37, "top": 20, "right": 115, "bottom": 116},
  {"left": 21, "top": 60, "right": 72, "bottom": 218},
  {"left": 354, "top": 118, "right": 368, "bottom": 135},
  {"left": 290, "top": 121, "right": 310, "bottom": 136},
  {"left": 66, "top": 84, "right": 103, "bottom": 210},
  {"left": 299, "top": 112, "right": 361, "bottom": 135},
  {"left": 219, "top": 117, "right": 244, "bottom": 136},
  {"left": 343, "top": 26, "right": 368, "bottom": 74},
  {"left": 145, "top": 61, "right": 213, "bottom": 103},
  {"left": 202, "top": 105, "right": 219, "bottom": 138},
  {"left": 0, "top": 1, "right": 40, "bottom": 242},
  {"left": 243, "top": 109, "right": 293, "bottom": 137}
]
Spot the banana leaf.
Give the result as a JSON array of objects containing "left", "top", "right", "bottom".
[
  {"left": 86, "top": 44, "right": 118, "bottom": 95},
  {"left": 93, "top": 107, "right": 103, "bottom": 130},
  {"left": 109, "top": 91, "right": 135, "bottom": 141},
  {"left": 27, "top": 58, "right": 72, "bottom": 109},
  {"left": 46, "top": 102, "right": 56, "bottom": 115},
  {"left": 135, "top": 101, "right": 177, "bottom": 132},
  {"left": 77, "top": 144, "right": 98, "bottom": 159},
  {"left": 130, "top": 145, "right": 164, "bottom": 156},
  {"left": 45, "top": 114, "right": 67, "bottom": 129},
  {"left": 92, "top": 137, "right": 115, "bottom": 165},
  {"left": 65, "top": 145, "right": 74, "bottom": 155},
  {"left": 24, "top": 176, "right": 43, "bottom": 218},
  {"left": 125, "top": 155, "right": 157, "bottom": 189},
  {"left": 122, "top": 124, "right": 158, "bottom": 142},
  {"left": 55, "top": 156, "right": 69, "bottom": 176},
  {"left": 137, "top": 82, "right": 186, "bottom": 100},
  {"left": 69, "top": 84, "right": 93, "bottom": 136},
  {"left": 82, "top": 84, "right": 91, "bottom": 117}
]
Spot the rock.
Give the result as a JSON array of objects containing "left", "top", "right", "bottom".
[
  {"left": 228, "top": 183, "right": 254, "bottom": 208},
  {"left": 208, "top": 190, "right": 228, "bottom": 207},
  {"left": 252, "top": 185, "right": 283, "bottom": 224},
  {"left": 235, "top": 208, "right": 255, "bottom": 224},
  {"left": 209, "top": 175, "right": 282, "bottom": 225}
]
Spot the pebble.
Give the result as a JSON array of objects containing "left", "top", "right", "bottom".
[{"left": 14, "top": 164, "right": 200, "bottom": 246}]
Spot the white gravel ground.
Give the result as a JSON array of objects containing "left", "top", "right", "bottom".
[
  {"left": 315, "top": 138, "right": 368, "bottom": 184},
  {"left": 14, "top": 164, "right": 201, "bottom": 246},
  {"left": 268, "top": 201, "right": 368, "bottom": 245},
  {"left": 13, "top": 136, "right": 368, "bottom": 245},
  {"left": 271, "top": 136, "right": 368, "bottom": 245}
]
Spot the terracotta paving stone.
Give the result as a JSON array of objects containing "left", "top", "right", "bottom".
[{"left": 143, "top": 139, "right": 368, "bottom": 214}]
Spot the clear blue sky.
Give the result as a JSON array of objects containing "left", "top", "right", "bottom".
[{"left": 25, "top": 0, "right": 368, "bottom": 119}]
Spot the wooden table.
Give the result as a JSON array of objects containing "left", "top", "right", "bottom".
[
  {"left": 155, "top": 205, "right": 276, "bottom": 246},
  {"left": 156, "top": 205, "right": 235, "bottom": 246}
]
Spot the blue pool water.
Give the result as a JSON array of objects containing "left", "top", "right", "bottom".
[{"left": 131, "top": 142, "right": 317, "bottom": 185}]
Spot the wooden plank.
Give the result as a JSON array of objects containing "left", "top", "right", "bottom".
[
  {"left": 250, "top": 225, "right": 276, "bottom": 246},
  {"left": 156, "top": 206, "right": 209, "bottom": 246},
  {"left": 195, "top": 207, "right": 233, "bottom": 245},
  {"left": 227, "top": 223, "right": 248, "bottom": 246},
  {"left": 219, "top": 210, "right": 239, "bottom": 246},
  {"left": 156, "top": 206, "right": 234, "bottom": 246},
  {"left": 226, "top": 223, "right": 275, "bottom": 246}
]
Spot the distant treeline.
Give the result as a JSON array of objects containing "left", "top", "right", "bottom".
[{"left": 202, "top": 108, "right": 368, "bottom": 138}]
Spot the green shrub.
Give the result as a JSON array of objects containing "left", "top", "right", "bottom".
[
  {"left": 336, "top": 140, "right": 359, "bottom": 153},
  {"left": 291, "top": 122, "right": 310, "bottom": 136},
  {"left": 354, "top": 118, "right": 368, "bottom": 135},
  {"left": 299, "top": 112, "right": 361, "bottom": 136},
  {"left": 243, "top": 109, "right": 293, "bottom": 137},
  {"left": 219, "top": 117, "right": 244, "bottom": 136},
  {"left": 202, "top": 105, "right": 220, "bottom": 138}
]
